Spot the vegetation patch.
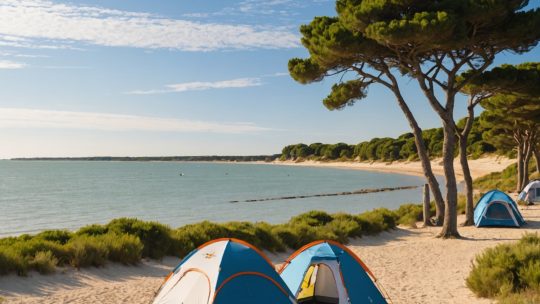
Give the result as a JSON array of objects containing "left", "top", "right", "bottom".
[
  {"left": 474, "top": 163, "right": 538, "bottom": 193},
  {"left": 467, "top": 233, "right": 540, "bottom": 301},
  {"left": 0, "top": 203, "right": 437, "bottom": 276}
]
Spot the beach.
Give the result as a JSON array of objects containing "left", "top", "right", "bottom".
[
  {"left": 0, "top": 156, "right": 532, "bottom": 304},
  {"left": 273, "top": 155, "right": 515, "bottom": 182},
  {"left": 1, "top": 206, "right": 538, "bottom": 304}
]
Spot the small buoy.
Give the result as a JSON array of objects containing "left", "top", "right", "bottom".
[{"left": 179, "top": 173, "right": 184, "bottom": 176}]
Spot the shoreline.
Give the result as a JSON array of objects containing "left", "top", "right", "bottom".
[{"left": 268, "top": 155, "right": 515, "bottom": 182}]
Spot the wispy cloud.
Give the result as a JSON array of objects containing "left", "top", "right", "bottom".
[
  {"left": 0, "top": 60, "right": 26, "bottom": 69},
  {"left": 126, "top": 78, "right": 262, "bottom": 95},
  {"left": 0, "top": 0, "right": 299, "bottom": 51},
  {"left": 0, "top": 108, "right": 272, "bottom": 134}
]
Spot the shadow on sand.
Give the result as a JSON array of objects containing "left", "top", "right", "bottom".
[{"left": 0, "top": 257, "right": 179, "bottom": 297}]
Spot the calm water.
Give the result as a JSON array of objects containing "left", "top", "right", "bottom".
[{"left": 0, "top": 160, "right": 430, "bottom": 237}]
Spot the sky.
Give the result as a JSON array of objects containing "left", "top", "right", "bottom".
[{"left": 0, "top": 0, "right": 539, "bottom": 158}]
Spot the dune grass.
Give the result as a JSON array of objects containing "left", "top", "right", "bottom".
[
  {"left": 0, "top": 203, "right": 436, "bottom": 276},
  {"left": 474, "top": 163, "right": 539, "bottom": 193},
  {"left": 467, "top": 233, "right": 540, "bottom": 302}
]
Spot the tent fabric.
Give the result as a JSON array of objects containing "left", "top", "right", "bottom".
[
  {"left": 519, "top": 180, "right": 540, "bottom": 203},
  {"left": 279, "top": 240, "right": 388, "bottom": 304},
  {"left": 153, "top": 238, "right": 296, "bottom": 304},
  {"left": 474, "top": 190, "right": 526, "bottom": 227}
]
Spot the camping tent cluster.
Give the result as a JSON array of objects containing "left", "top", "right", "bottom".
[
  {"left": 153, "top": 238, "right": 388, "bottom": 304},
  {"left": 474, "top": 190, "right": 526, "bottom": 228}
]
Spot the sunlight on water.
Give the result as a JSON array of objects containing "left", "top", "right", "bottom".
[{"left": 0, "top": 160, "right": 430, "bottom": 236}]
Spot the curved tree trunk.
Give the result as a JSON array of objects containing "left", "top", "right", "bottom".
[
  {"left": 457, "top": 101, "right": 476, "bottom": 227},
  {"left": 438, "top": 120, "right": 461, "bottom": 238},
  {"left": 389, "top": 86, "right": 445, "bottom": 225},
  {"left": 459, "top": 135, "right": 474, "bottom": 226}
]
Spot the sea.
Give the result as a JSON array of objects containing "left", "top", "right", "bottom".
[{"left": 0, "top": 160, "right": 432, "bottom": 237}]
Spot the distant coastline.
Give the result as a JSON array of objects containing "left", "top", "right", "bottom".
[{"left": 10, "top": 155, "right": 281, "bottom": 162}]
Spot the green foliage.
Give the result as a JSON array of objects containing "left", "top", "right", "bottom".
[
  {"left": 0, "top": 203, "right": 431, "bottom": 276},
  {"left": 323, "top": 80, "right": 367, "bottom": 110},
  {"left": 66, "top": 236, "right": 109, "bottom": 269},
  {"left": 280, "top": 120, "right": 501, "bottom": 161},
  {"left": 474, "top": 163, "right": 537, "bottom": 192},
  {"left": 99, "top": 234, "right": 143, "bottom": 265},
  {"left": 357, "top": 208, "right": 397, "bottom": 234},
  {"left": 467, "top": 233, "right": 540, "bottom": 299},
  {"left": 35, "top": 230, "right": 73, "bottom": 245},
  {"left": 30, "top": 251, "right": 58, "bottom": 274},
  {"left": 106, "top": 218, "right": 173, "bottom": 259}
]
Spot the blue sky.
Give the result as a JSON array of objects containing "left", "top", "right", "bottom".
[{"left": 0, "top": 0, "right": 538, "bottom": 158}]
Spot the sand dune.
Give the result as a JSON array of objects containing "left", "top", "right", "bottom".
[{"left": 1, "top": 206, "right": 538, "bottom": 304}]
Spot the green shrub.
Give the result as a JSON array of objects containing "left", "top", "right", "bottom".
[
  {"left": 357, "top": 208, "right": 398, "bottom": 234},
  {"left": 35, "top": 230, "right": 73, "bottom": 245},
  {"left": 100, "top": 233, "right": 143, "bottom": 265},
  {"left": 77, "top": 224, "right": 108, "bottom": 236},
  {"left": 67, "top": 236, "right": 109, "bottom": 269},
  {"left": 395, "top": 204, "right": 423, "bottom": 227},
  {"left": 106, "top": 218, "right": 173, "bottom": 259},
  {"left": 172, "top": 221, "right": 229, "bottom": 256},
  {"left": 289, "top": 210, "right": 334, "bottom": 227},
  {"left": 467, "top": 233, "right": 540, "bottom": 299},
  {"left": 0, "top": 248, "right": 28, "bottom": 275},
  {"left": 30, "top": 251, "right": 57, "bottom": 274},
  {"left": 4, "top": 238, "right": 70, "bottom": 266}
]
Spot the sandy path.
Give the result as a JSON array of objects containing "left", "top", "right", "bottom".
[{"left": 1, "top": 205, "right": 538, "bottom": 304}]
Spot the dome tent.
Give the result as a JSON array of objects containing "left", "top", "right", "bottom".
[
  {"left": 518, "top": 180, "right": 540, "bottom": 204},
  {"left": 474, "top": 190, "right": 525, "bottom": 227},
  {"left": 279, "top": 240, "right": 388, "bottom": 304},
  {"left": 153, "top": 238, "right": 296, "bottom": 304}
]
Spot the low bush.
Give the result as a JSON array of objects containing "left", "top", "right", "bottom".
[
  {"left": 357, "top": 208, "right": 398, "bottom": 234},
  {"left": 100, "top": 233, "right": 143, "bottom": 265},
  {"left": 106, "top": 218, "right": 174, "bottom": 259},
  {"left": 30, "top": 251, "right": 57, "bottom": 274},
  {"left": 467, "top": 233, "right": 540, "bottom": 300},
  {"left": 66, "top": 236, "right": 109, "bottom": 269}
]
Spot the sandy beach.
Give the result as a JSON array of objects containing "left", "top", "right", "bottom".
[
  {"left": 1, "top": 205, "right": 538, "bottom": 304},
  {"left": 0, "top": 156, "right": 531, "bottom": 304},
  {"left": 272, "top": 155, "right": 515, "bottom": 182}
]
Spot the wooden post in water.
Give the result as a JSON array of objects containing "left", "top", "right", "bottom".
[{"left": 422, "top": 184, "right": 432, "bottom": 227}]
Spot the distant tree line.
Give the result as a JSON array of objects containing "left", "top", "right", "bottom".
[
  {"left": 281, "top": 118, "right": 496, "bottom": 162},
  {"left": 12, "top": 155, "right": 281, "bottom": 162}
]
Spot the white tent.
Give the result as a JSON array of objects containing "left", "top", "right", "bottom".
[{"left": 519, "top": 180, "right": 540, "bottom": 203}]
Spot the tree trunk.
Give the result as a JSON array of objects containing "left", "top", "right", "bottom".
[
  {"left": 534, "top": 148, "right": 540, "bottom": 174},
  {"left": 457, "top": 102, "right": 475, "bottom": 227},
  {"left": 523, "top": 141, "right": 533, "bottom": 189},
  {"left": 422, "top": 184, "right": 432, "bottom": 227},
  {"left": 517, "top": 142, "right": 524, "bottom": 192},
  {"left": 459, "top": 135, "right": 474, "bottom": 226},
  {"left": 438, "top": 121, "right": 461, "bottom": 238},
  {"left": 389, "top": 87, "right": 445, "bottom": 225}
]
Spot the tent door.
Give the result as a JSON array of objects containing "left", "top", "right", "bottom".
[{"left": 297, "top": 263, "right": 340, "bottom": 304}]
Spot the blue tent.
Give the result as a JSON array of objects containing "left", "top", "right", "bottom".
[
  {"left": 474, "top": 190, "right": 526, "bottom": 227},
  {"left": 153, "top": 238, "right": 297, "bottom": 304},
  {"left": 279, "top": 240, "right": 387, "bottom": 304}
]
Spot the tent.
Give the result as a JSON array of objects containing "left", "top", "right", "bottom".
[
  {"left": 279, "top": 240, "right": 388, "bottom": 304},
  {"left": 474, "top": 190, "right": 526, "bottom": 227},
  {"left": 518, "top": 180, "right": 540, "bottom": 204},
  {"left": 153, "top": 238, "right": 297, "bottom": 304}
]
